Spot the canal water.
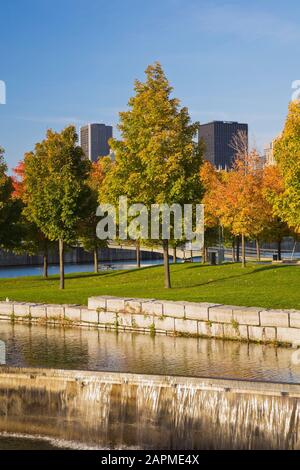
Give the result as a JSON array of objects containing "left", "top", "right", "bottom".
[
  {"left": 0, "top": 259, "right": 164, "bottom": 279},
  {"left": 1, "top": 321, "right": 300, "bottom": 450},
  {"left": 0, "top": 320, "right": 299, "bottom": 383}
]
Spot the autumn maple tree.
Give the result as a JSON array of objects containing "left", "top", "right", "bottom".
[
  {"left": 101, "top": 62, "right": 203, "bottom": 287},
  {"left": 201, "top": 143, "right": 272, "bottom": 267}
]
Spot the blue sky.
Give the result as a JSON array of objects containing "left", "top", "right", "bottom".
[{"left": 0, "top": 0, "right": 299, "bottom": 170}]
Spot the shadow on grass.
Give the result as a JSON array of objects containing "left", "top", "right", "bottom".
[
  {"left": 38, "top": 263, "right": 165, "bottom": 282},
  {"left": 174, "top": 263, "right": 294, "bottom": 289}
]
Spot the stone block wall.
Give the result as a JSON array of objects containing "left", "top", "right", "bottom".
[{"left": 0, "top": 297, "right": 300, "bottom": 347}]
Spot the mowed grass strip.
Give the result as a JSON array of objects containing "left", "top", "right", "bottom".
[{"left": 0, "top": 263, "right": 299, "bottom": 310}]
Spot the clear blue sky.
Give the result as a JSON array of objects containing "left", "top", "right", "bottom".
[{"left": 0, "top": 0, "right": 299, "bottom": 170}]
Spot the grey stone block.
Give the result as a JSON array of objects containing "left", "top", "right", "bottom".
[
  {"left": 162, "top": 301, "right": 185, "bottom": 318},
  {"left": 65, "top": 306, "right": 81, "bottom": 321},
  {"left": 260, "top": 310, "right": 289, "bottom": 328},
  {"left": 0, "top": 301, "right": 14, "bottom": 315},
  {"left": 289, "top": 311, "right": 300, "bottom": 328},
  {"left": 30, "top": 304, "right": 47, "bottom": 319},
  {"left": 184, "top": 302, "right": 217, "bottom": 321},
  {"left": 81, "top": 308, "right": 99, "bottom": 324},
  {"left": 99, "top": 311, "right": 117, "bottom": 325},
  {"left": 117, "top": 312, "right": 133, "bottom": 328},
  {"left": 14, "top": 303, "right": 31, "bottom": 317},
  {"left": 248, "top": 326, "right": 276, "bottom": 342},
  {"left": 46, "top": 305, "right": 65, "bottom": 318},
  {"left": 124, "top": 299, "right": 143, "bottom": 314},
  {"left": 131, "top": 314, "right": 154, "bottom": 329},
  {"left": 141, "top": 301, "right": 163, "bottom": 316},
  {"left": 154, "top": 316, "right": 175, "bottom": 332},
  {"left": 175, "top": 318, "right": 198, "bottom": 335},
  {"left": 209, "top": 305, "right": 233, "bottom": 323},
  {"left": 277, "top": 327, "right": 300, "bottom": 344},
  {"left": 106, "top": 297, "right": 129, "bottom": 313},
  {"left": 88, "top": 296, "right": 107, "bottom": 311},
  {"left": 210, "top": 322, "right": 224, "bottom": 338},
  {"left": 224, "top": 324, "right": 248, "bottom": 340},
  {"left": 233, "top": 307, "right": 260, "bottom": 326},
  {"left": 198, "top": 321, "right": 211, "bottom": 337}
]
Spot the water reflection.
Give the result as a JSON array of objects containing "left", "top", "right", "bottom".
[{"left": 0, "top": 321, "right": 299, "bottom": 383}]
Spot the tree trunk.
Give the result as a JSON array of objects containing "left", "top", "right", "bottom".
[
  {"left": 256, "top": 239, "right": 261, "bottom": 261},
  {"left": 173, "top": 247, "right": 177, "bottom": 264},
  {"left": 190, "top": 249, "right": 193, "bottom": 262},
  {"left": 202, "top": 245, "right": 206, "bottom": 264},
  {"left": 236, "top": 236, "right": 240, "bottom": 263},
  {"left": 232, "top": 239, "right": 236, "bottom": 263},
  {"left": 59, "top": 239, "right": 65, "bottom": 290},
  {"left": 278, "top": 240, "right": 282, "bottom": 261},
  {"left": 241, "top": 234, "right": 246, "bottom": 268},
  {"left": 136, "top": 241, "right": 141, "bottom": 268},
  {"left": 43, "top": 249, "right": 48, "bottom": 278},
  {"left": 163, "top": 239, "right": 171, "bottom": 289},
  {"left": 94, "top": 248, "right": 98, "bottom": 273}
]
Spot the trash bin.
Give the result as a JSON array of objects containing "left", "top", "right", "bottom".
[
  {"left": 273, "top": 254, "right": 278, "bottom": 261},
  {"left": 210, "top": 252, "right": 217, "bottom": 265}
]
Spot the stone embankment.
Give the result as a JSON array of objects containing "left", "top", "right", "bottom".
[{"left": 1, "top": 296, "right": 300, "bottom": 346}]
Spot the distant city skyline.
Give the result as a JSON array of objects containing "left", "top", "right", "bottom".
[
  {"left": 0, "top": 0, "right": 299, "bottom": 171},
  {"left": 198, "top": 121, "right": 248, "bottom": 169},
  {"left": 80, "top": 123, "right": 113, "bottom": 162}
]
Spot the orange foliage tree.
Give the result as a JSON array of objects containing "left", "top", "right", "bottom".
[{"left": 201, "top": 148, "right": 273, "bottom": 267}]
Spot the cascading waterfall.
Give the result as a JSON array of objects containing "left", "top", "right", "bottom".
[{"left": 0, "top": 368, "right": 300, "bottom": 449}]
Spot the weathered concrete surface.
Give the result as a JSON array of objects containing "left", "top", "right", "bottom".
[
  {"left": 1, "top": 367, "right": 300, "bottom": 449},
  {"left": 175, "top": 318, "right": 198, "bottom": 335},
  {"left": 248, "top": 326, "right": 276, "bottom": 342},
  {"left": 162, "top": 301, "right": 185, "bottom": 318},
  {"left": 64, "top": 306, "right": 81, "bottom": 322},
  {"left": 81, "top": 308, "right": 98, "bottom": 324},
  {"left": 209, "top": 305, "right": 234, "bottom": 323},
  {"left": 0, "top": 301, "right": 13, "bottom": 315},
  {"left": 260, "top": 310, "right": 289, "bottom": 328},
  {"left": 13, "top": 303, "right": 31, "bottom": 317},
  {"left": 233, "top": 307, "right": 261, "bottom": 326},
  {"left": 290, "top": 312, "right": 300, "bottom": 328},
  {"left": 276, "top": 327, "right": 300, "bottom": 344},
  {"left": 184, "top": 302, "right": 215, "bottom": 321},
  {"left": 142, "top": 301, "right": 163, "bottom": 316},
  {"left": 46, "top": 305, "right": 64, "bottom": 319}
]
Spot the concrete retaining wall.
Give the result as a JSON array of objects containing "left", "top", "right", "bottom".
[
  {"left": 1, "top": 367, "right": 300, "bottom": 449},
  {"left": 1, "top": 297, "right": 300, "bottom": 346}
]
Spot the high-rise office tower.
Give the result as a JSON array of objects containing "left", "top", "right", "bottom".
[
  {"left": 263, "top": 135, "right": 282, "bottom": 167},
  {"left": 198, "top": 121, "right": 248, "bottom": 169},
  {"left": 80, "top": 123, "right": 113, "bottom": 162}
]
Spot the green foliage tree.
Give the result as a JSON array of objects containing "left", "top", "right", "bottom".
[
  {"left": 23, "top": 127, "right": 90, "bottom": 289},
  {"left": 272, "top": 101, "right": 300, "bottom": 234},
  {"left": 79, "top": 158, "right": 111, "bottom": 273},
  {"left": 13, "top": 160, "right": 54, "bottom": 278},
  {"left": 101, "top": 63, "right": 203, "bottom": 288}
]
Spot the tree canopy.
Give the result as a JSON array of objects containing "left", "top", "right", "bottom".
[
  {"left": 101, "top": 62, "right": 204, "bottom": 287},
  {"left": 271, "top": 101, "right": 300, "bottom": 233},
  {"left": 23, "top": 126, "right": 90, "bottom": 288}
]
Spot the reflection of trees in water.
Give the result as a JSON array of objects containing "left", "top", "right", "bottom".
[
  {"left": 4, "top": 324, "right": 89, "bottom": 370},
  {"left": 1, "top": 321, "right": 298, "bottom": 383}
]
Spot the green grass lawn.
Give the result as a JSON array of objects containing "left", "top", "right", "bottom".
[{"left": 0, "top": 262, "right": 299, "bottom": 310}]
